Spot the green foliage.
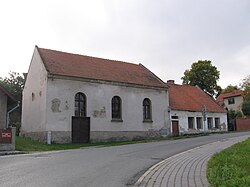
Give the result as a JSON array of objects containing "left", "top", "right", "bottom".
[
  {"left": 235, "top": 110, "right": 243, "bottom": 118},
  {"left": 0, "top": 71, "right": 25, "bottom": 134},
  {"left": 222, "top": 85, "right": 239, "bottom": 94},
  {"left": 242, "top": 100, "right": 250, "bottom": 116},
  {"left": 0, "top": 71, "right": 25, "bottom": 101},
  {"left": 16, "top": 134, "right": 208, "bottom": 152},
  {"left": 228, "top": 109, "right": 236, "bottom": 119},
  {"left": 181, "top": 60, "right": 221, "bottom": 97},
  {"left": 208, "top": 138, "right": 250, "bottom": 187},
  {"left": 241, "top": 75, "right": 250, "bottom": 101}
]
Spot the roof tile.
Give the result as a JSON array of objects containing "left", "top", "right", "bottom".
[
  {"left": 216, "top": 90, "right": 243, "bottom": 103},
  {"left": 37, "top": 47, "right": 166, "bottom": 88},
  {"left": 168, "top": 83, "right": 226, "bottom": 113}
]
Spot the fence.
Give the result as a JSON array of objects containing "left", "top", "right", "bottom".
[{"left": 236, "top": 118, "right": 250, "bottom": 131}]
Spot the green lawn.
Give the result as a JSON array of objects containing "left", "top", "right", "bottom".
[
  {"left": 15, "top": 133, "right": 207, "bottom": 152},
  {"left": 207, "top": 138, "right": 250, "bottom": 187},
  {"left": 15, "top": 136, "right": 146, "bottom": 152}
]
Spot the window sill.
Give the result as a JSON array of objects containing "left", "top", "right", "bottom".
[
  {"left": 143, "top": 119, "right": 153, "bottom": 123},
  {"left": 111, "top": 119, "right": 123, "bottom": 122}
]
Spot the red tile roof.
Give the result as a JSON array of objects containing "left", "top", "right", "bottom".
[
  {"left": 37, "top": 47, "right": 166, "bottom": 88},
  {"left": 167, "top": 83, "right": 226, "bottom": 113},
  {"left": 216, "top": 90, "right": 243, "bottom": 103}
]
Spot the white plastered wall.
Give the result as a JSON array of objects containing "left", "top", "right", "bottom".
[
  {"left": 224, "top": 96, "right": 243, "bottom": 111},
  {"left": 21, "top": 48, "right": 48, "bottom": 132},
  {"left": 45, "top": 77, "right": 169, "bottom": 133},
  {"left": 170, "top": 110, "right": 228, "bottom": 134}
]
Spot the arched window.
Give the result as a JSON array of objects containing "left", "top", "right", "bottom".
[
  {"left": 75, "top": 92, "right": 86, "bottom": 117},
  {"left": 111, "top": 96, "right": 122, "bottom": 120},
  {"left": 143, "top": 98, "right": 152, "bottom": 121}
]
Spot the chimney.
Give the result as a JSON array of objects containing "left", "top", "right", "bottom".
[{"left": 167, "top": 80, "right": 175, "bottom": 84}]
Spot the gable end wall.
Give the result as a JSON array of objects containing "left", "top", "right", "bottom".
[{"left": 21, "top": 47, "right": 48, "bottom": 137}]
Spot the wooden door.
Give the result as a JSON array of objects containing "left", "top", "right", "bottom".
[
  {"left": 172, "top": 121, "right": 179, "bottom": 136},
  {"left": 72, "top": 117, "right": 90, "bottom": 143}
]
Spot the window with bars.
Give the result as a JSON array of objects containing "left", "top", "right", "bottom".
[
  {"left": 74, "top": 92, "right": 86, "bottom": 117},
  {"left": 143, "top": 98, "right": 152, "bottom": 122},
  {"left": 111, "top": 96, "right": 122, "bottom": 120},
  {"left": 207, "top": 117, "right": 213, "bottom": 129},
  {"left": 188, "top": 117, "right": 194, "bottom": 129},
  {"left": 215, "top": 118, "right": 220, "bottom": 128},
  {"left": 196, "top": 117, "right": 202, "bottom": 129}
]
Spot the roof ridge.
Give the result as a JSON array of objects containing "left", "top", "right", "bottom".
[
  {"left": 139, "top": 64, "right": 166, "bottom": 87},
  {"left": 37, "top": 46, "right": 140, "bottom": 67},
  {"left": 35, "top": 46, "right": 166, "bottom": 88}
]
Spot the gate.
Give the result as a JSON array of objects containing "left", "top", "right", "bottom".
[
  {"left": 72, "top": 117, "right": 90, "bottom": 143},
  {"left": 172, "top": 121, "right": 179, "bottom": 136}
]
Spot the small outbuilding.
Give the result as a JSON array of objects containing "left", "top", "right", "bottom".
[
  {"left": 0, "top": 84, "right": 16, "bottom": 151},
  {"left": 0, "top": 84, "right": 15, "bottom": 129},
  {"left": 167, "top": 80, "right": 228, "bottom": 136}
]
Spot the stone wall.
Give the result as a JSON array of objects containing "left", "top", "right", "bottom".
[{"left": 22, "top": 130, "right": 163, "bottom": 144}]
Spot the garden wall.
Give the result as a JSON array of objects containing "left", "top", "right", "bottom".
[{"left": 236, "top": 118, "right": 250, "bottom": 131}]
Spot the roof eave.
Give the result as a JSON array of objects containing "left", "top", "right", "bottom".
[{"left": 48, "top": 73, "right": 168, "bottom": 90}]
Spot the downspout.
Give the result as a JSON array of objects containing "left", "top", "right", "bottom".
[{"left": 6, "top": 101, "right": 20, "bottom": 128}]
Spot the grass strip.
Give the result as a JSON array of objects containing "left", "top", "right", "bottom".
[
  {"left": 16, "top": 133, "right": 207, "bottom": 152},
  {"left": 207, "top": 137, "right": 250, "bottom": 187}
]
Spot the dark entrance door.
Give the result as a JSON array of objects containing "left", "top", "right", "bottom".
[
  {"left": 172, "top": 121, "right": 179, "bottom": 136},
  {"left": 72, "top": 117, "right": 90, "bottom": 143}
]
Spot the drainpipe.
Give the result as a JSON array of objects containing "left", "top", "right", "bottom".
[{"left": 6, "top": 101, "right": 20, "bottom": 128}]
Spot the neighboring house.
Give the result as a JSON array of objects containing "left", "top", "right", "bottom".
[
  {"left": 216, "top": 90, "right": 243, "bottom": 111},
  {"left": 167, "top": 80, "right": 227, "bottom": 136},
  {"left": 0, "top": 84, "right": 15, "bottom": 129},
  {"left": 21, "top": 46, "right": 169, "bottom": 143}
]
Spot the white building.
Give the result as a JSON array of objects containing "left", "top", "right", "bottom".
[
  {"left": 216, "top": 90, "right": 243, "bottom": 112},
  {"left": 167, "top": 80, "right": 228, "bottom": 136},
  {"left": 21, "top": 46, "right": 169, "bottom": 143}
]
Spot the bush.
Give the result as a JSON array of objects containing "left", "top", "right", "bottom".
[{"left": 242, "top": 100, "right": 250, "bottom": 116}]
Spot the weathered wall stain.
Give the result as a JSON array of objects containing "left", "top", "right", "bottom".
[
  {"left": 92, "top": 107, "right": 106, "bottom": 118},
  {"left": 51, "top": 98, "right": 61, "bottom": 112}
]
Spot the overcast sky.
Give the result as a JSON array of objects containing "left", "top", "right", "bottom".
[{"left": 0, "top": 0, "right": 249, "bottom": 88}]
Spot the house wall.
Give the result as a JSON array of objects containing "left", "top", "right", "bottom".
[
  {"left": 223, "top": 96, "right": 243, "bottom": 111},
  {"left": 45, "top": 78, "right": 169, "bottom": 143},
  {"left": 170, "top": 110, "right": 227, "bottom": 135},
  {"left": 0, "top": 91, "right": 7, "bottom": 129},
  {"left": 21, "top": 48, "right": 48, "bottom": 142}
]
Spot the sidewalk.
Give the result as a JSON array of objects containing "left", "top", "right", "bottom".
[{"left": 134, "top": 135, "right": 250, "bottom": 187}]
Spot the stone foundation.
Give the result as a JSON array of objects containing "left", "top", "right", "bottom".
[
  {"left": 21, "top": 131, "right": 71, "bottom": 144},
  {"left": 90, "top": 131, "right": 162, "bottom": 142},
  {"left": 21, "top": 130, "right": 163, "bottom": 144}
]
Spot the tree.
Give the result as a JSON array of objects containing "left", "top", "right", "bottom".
[
  {"left": 0, "top": 71, "right": 25, "bottom": 102},
  {"left": 242, "top": 100, "right": 250, "bottom": 116},
  {"left": 181, "top": 60, "right": 221, "bottom": 97},
  {"left": 222, "top": 85, "right": 239, "bottom": 94},
  {"left": 0, "top": 71, "right": 25, "bottom": 135},
  {"left": 241, "top": 75, "right": 250, "bottom": 101}
]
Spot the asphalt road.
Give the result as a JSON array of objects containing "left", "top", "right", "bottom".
[{"left": 1, "top": 132, "right": 250, "bottom": 187}]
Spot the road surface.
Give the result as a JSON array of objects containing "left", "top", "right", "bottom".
[{"left": 1, "top": 132, "right": 249, "bottom": 187}]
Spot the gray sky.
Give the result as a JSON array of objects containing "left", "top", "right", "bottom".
[{"left": 0, "top": 0, "right": 249, "bottom": 88}]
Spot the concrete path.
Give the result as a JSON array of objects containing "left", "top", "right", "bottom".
[{"left": 134, "top": 135, "right": 250, "bottom": 187}]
